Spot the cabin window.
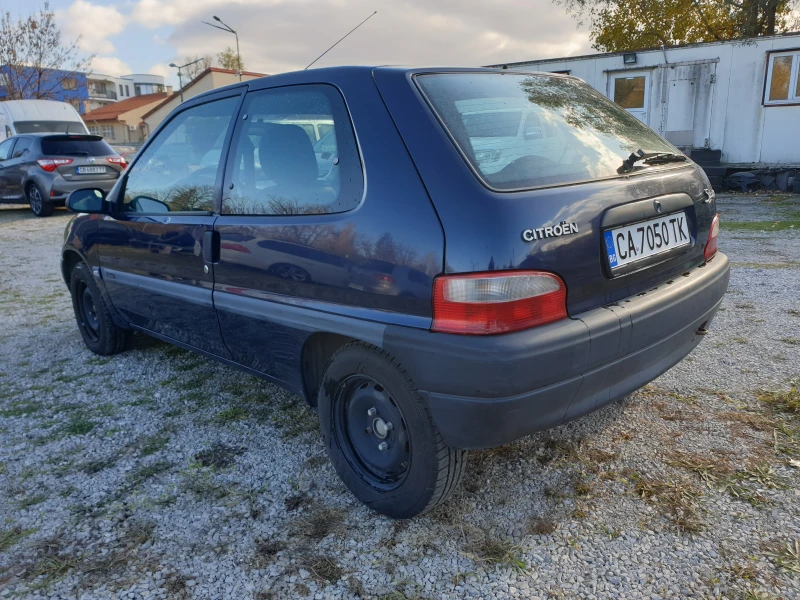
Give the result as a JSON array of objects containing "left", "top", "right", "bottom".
[{"left": 765, "top": 50, "right": 800, "bottom": 105}]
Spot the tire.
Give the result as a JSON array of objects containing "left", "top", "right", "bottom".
[
  {"left": 269, "top": 263, "right": 311, "bottom": 283},
  {"left": 69, "top": 262, "right": 130, "bottom": 355},
  {"left": 27, "top": 183, "right": 54, "bottom": 217},
  {"left": 317, "top": 341, "right": 467, "bottom": 518}
]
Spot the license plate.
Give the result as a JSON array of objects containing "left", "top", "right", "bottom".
[
  {"left": 604, "top": 212, "right": 690, "bottom": 270},
  {"left": 76, "top": 166, "right": 106, "bottom": 174}
]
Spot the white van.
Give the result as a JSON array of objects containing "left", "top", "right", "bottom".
[{"left": 0, "top": 100, "right": 89, "bottom": 140}]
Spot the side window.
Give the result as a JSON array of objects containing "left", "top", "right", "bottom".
[
  {"left": 11, "top": 137, "right": 31, "bottom": 158},
  {"left": 0, "top": 138, "right": 14, "bottom": 161},
  {"left": 123, "top": 96, "right": 239, "bottom": 213},
  {"left": 222, "top": 85, "right": 363, "bottom": 216}
]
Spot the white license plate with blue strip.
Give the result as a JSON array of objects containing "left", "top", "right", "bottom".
[
  {"left": 604, "top": 212, "right": 690, "bottom": 270},
  {"left": 77, "top": 166, "right": 106, "bottom": 174}
]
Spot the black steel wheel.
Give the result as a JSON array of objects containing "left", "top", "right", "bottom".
[
  {"left": 69, "top": 261, "right": 130, "bottom": 355},
  {"left": 332, "top": 374, "right": 411, "bottom": 490},
  {"left": 27, "top": 183, "right": 54, "bottom": 217},
  {"left": 318, "top": 342, "right": 466, "bottom": 518}
]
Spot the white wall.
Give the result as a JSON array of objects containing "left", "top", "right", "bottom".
[{"left": 497, "top": 34, "right": 800, "bottom": 166}]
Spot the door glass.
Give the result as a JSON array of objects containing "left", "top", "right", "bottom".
[
  {"left": 11, "top": 137, "right": 31, "bottom": 158},
  {"left": 123, "top": 96, "right": 239, "bottom": 213},
  {"left": 614, "top": 76, "right": 646, "bottom": 109},
  {"left": 769, "top": 55, "right": 793, "bottom": 101},
  {"left": 222, "top": 85, "right": 363, "bottom": 215},
  {"left": 0, "top": 138, "right": 14, "bottom": 160}
]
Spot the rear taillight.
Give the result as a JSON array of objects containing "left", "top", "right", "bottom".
[
  {"left": 36, "top": 158, "right": 72, "bottom": 172},
  {"left": 107, "top": 156, "right": 126, "bottom": 169},
  {"left": 704, "top": 214, "right": 719, "bottom": 262},
  {"left": 432, "top": 271, "right": 567, "bottom": 335}
]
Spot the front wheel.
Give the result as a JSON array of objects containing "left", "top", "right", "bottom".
[
  {"left": 70, "top": 262, "right": 130, "bottom": 355},
  {"left": 27, "top": 183, "right": 54, "bottom": 217},
  {"left": 317, "top": 342, "right": 466, "bottom": 518}
]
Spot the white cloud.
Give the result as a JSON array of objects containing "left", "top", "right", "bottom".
[
  {"left": 60, "top": 0, "right": 127, "bottom": 55},
  {"left": 88, "top": 56, "right": 132, "bottom": 77}
]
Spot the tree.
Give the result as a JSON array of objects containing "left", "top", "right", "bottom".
[
  {"left": 0, "top": 2, "right": 92, "bottom": 101},
  {"left": 217, "top": 47, "right": 244, "bottom": 72},
  {"left": 183, "top": 55, "right": 212, "bottom": 81},
  {"left": 558, "top": 0, "right": 800, "bottom": 52}
]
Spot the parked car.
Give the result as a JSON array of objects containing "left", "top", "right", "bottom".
[
  {"left": 61, "top": 66, "right": 729, "bottom": 518},
  {"left": 0, "top": 99, "right": 89, "bottom": 141},
  {"left": 0, "top": 134, "right": 126, "bottom": 216}
]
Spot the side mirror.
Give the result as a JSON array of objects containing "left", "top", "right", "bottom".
[{"left": 66, "top": 188, "right": 107, "bottom": 214}]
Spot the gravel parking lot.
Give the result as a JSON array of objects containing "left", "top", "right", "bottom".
[{"left": 1, "top": 194, "right": 798, "bottom": 600}]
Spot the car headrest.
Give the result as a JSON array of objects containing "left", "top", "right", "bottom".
[{"left": 258, "top": 123, "right": 318, "bottom": 185}]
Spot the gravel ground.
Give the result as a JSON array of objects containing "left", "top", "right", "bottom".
[{"left": 0, "top": 194, "right": 798, "bottom": 600}]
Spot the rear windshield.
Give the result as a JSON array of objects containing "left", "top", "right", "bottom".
[
  {"left": 14, "top": 121, "right": 87, "bottom": 134},
  {"left": 41, "top": 136, "right": 115, "bottom": 157},
  {"left": 416, "top": 73, "right": 678, "bottom": 191}
]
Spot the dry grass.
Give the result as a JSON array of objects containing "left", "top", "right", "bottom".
[
  {"left": 527, "top": 516, "right": 556, "bottom": 535},
  {"left": 466, "top": 536, "right": 527, "bottom": 572},
  {"left": 303, "top": 554, "right": 344, "bottom": 583},
  {"left": 764, "top": 540, "right": 800, "bottom": 574},
  {"left": 631, "top": 475, "right": 704, "bottom": 533},
  {"left": 293, "top": 506, "right": 346, "bottom": 540},
  {"left": 194, "top": 443, "right": 245, "bottom": 469},
  {"left": 665, "top": 450, "right": 733, "bottom": 487},
  {"left": 758, "top": 388, "right": 799, "bottom": 415}
]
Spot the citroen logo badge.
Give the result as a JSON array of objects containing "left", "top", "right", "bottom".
[{"left": 654, "top": 199, "right": 663, "bottom": 214}]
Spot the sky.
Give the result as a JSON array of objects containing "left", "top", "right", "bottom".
[{"left": 5, "top": 0, "right": 593, "bottom": 88}]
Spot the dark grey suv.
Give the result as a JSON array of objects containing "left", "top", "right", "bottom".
[{"left": 0, "top": 134, "right": 126, "bottom": 216}]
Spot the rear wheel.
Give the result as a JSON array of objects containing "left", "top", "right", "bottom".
[
  {"left": 27, "top": 183, "right": 54, "bottom": 217},
  {"left": 70, "top": 262, "right": 130, "bottom": 355},
  {"left": 317, "top": 342, "right": 466, "bottom": 518}
]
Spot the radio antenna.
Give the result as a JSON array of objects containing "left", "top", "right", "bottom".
[{"left": 305, "top": 10, "right": 377, "bottom": 70}]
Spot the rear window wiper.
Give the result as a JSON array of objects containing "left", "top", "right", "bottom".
[{"left": 617, "top": 149, "right": 687, "bottom": 173}]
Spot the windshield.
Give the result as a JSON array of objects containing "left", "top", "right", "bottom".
[
  {"left": 416, "top": 73, "right": 679, "bottom": 190},
  {"left": 14, "top": 121, "right": 88, "bottom": 134},
  {"left": 41, "top": 136, "right": 115, "bottom": 156}
]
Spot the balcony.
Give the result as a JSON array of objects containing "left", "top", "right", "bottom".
[{"left": 88, "top": 88, "right": 117, "bottom": 100}]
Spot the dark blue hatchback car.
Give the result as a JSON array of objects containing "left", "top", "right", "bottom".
[{"left": 62, "top": 66, "right": 729, "bottom": 518}]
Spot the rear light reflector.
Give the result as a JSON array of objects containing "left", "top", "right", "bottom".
[
  {"left": 432, "top": 271, "right": 567, "bottom": 335},
  {"left": 373, "top": 273, "right": 396, "bottom": 284},
  {"left": 704, "top": 213, "right": 719, "bottom": 261},
  {"left": 107, "top": 156, "right": 127, "bottom": 169},
  {"left": 36, "top": 158, "right": 72, "bottom": 172}
]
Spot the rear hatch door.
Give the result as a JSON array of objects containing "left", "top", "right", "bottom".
[
  {"left": 41, "top": 135, "right": 123, "bottom": 182},
  {"left": 373, "top": 68, "right": 717, "bottom": 315}
]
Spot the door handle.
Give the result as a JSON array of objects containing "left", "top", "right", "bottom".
[{"left": 202, "top": 230, "right": 220, "bottom": 264}]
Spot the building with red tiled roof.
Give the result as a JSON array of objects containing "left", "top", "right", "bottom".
[
  {"left": 83, "top": 92, "right": 171, "bottom": 143},
  {"left": 142, "top": 67, "right": 267, "bottom": 136}
]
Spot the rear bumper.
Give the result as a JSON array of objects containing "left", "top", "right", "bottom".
[
  {"left": 383, "top": 253, "right": 730, "bottom": 450},
  {"left": 47, "top": 177, "right": 118, "bottom": 200}
]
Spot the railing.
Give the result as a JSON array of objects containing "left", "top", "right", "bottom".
[{"left": 88, "top": 88, "right": 117, "bottom": 100}]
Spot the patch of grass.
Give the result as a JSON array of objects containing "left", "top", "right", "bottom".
[
  {"left": 765, "top": 540, "right": 800, "bottom": 574},
  {"left": 128, "top": 460, "right": 172, "bottom": 486},
  {"left": 724, "top": 219, "right": 800, "bottom": 232},
  {"left": 17, "top": 494, "right": 47, "bottom": 509},
  {"left": 665, "top": 450, "right": 732, "bottom": 487},
  {"left": 467, "top": 537, "right": 527, "bottom": 572},
  {"left": 0, "top": 526, "right": 37, "bottom": 551},
  {"left": 0, "top": 400, "right": 43, "bottom": 418},
  {"left": 194, "top": 442, "right": 244, "bottom": 468},
  {"left": 304, "top": 455, "right": 328, "bottom": 469},
  {"left": 789, "top": 309, "right": 800, "bottom": 317},
  {"left": 758, "top": 387, "right": 799, "bottom": 414},
  {"left": 63, "top": 416, "right": 95, "bottom": 436},
  {"left": 181, "top": 470, "right": 229, "bottom": 501},
  {"left": 212, "top": 406, "right": 249, "bottom": 424},
  {"left": 303, "top": 554, "right": 344, "bottom": 583},
  {"left": 140, "top": 432, "right": 171, "bottom": 456},
  {"left": 293, "top": 506, "right": 346, "bottom": 540},
  {"left": 779, "top": 337, "right": 800, "bottom": 346},
  {"left": 81, "top": 456, "right": 118, "bottom": 474},
  {"left": 121, "top": 520, "right": 156, "bottom": 548},
  {"left": 527, "top": 516, "right": 556, "bottom": 535},
  {"left": 630, "top": 475, "right": 704, "bottom": 533},
  {"left": 734, "top": 302, "right": 755, "bottom": 309},
  {"left": 250, "top": 537, "right": 286, "bottom": 569},
  {"left": 284, "top": 493, "right": 311, "bottom": 512},
  {"left": 264, "top": 399, "right": 319, "bottom": 438}
]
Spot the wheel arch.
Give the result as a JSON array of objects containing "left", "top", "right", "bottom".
[
  {"left": 301, "top": 332, "right": 359, "bottom": 407},
  {"left": 61, "top": 248, "right": 85, "bottom": 286}
]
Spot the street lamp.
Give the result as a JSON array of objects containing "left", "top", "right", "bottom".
[
  {"left": 201, "top": 16, "right": 242, "bottom": 81},
  {"left": 169, "top": 57, "right": 204, "bottom": 103}
]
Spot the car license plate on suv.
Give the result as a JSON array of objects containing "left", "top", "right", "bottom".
[
  {"left": 77, "top": 166, "right": 106, "bottom": 174},
  {"left": 604, "top": 212, "right": 690, "bottom": 270}
]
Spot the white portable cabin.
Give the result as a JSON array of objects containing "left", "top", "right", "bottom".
[
  {"left": 487, "top": 33, "right": 800, "bottom": 169},
  {"left": 0, "top": 99, "right": 89, "bottom": 140}
]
